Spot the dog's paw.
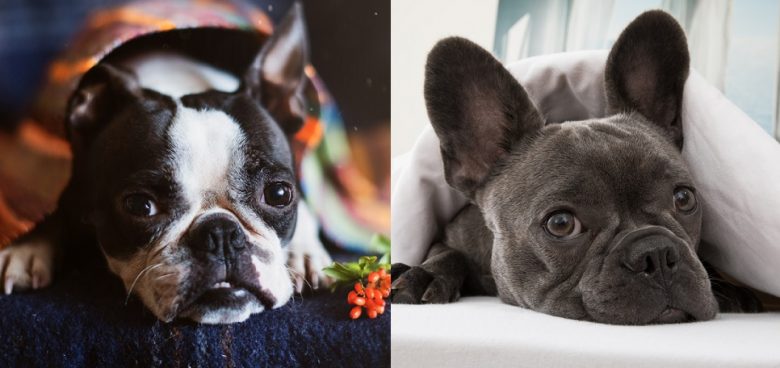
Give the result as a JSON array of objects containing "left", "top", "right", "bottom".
[
  {"left": 0, "top": 240, "right": 54, "bottom": 294},
  {"left": 287, "top": 238, "right": 333, "bottom": 293},
  {"left": 286, "top": 203, "right": 333, "bottom": 292},
  {"left": 391, "top": 264, "right": 461, "bottom": 304}
]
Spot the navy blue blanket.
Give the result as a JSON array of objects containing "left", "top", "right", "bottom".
[{"left": 0, "top": 253, "right": 390, "bottom": 367}]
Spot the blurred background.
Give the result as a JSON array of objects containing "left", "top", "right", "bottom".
[{"left": 392, "top": 0, "right": 780, "bottom": 156}]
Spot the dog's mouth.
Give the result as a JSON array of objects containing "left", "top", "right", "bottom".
[
  {"left": 650, "top": 307, "right": 695, "bottom": 324},
  {"left": 190, "top": 281, "right": 255, "bottom": 309},
  {"left": 177, "top": 277, "right": 277, "bottom": 319}
]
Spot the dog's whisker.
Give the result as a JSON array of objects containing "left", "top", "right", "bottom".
[
  {"left": 125, "top": 263, "right": 164, "bottom": 305},
  {"left": 154, "top": 272, "right": 177, "bottom": 281},
  {"left": 145, "top": 243, "right": 169, "bottom": 265}
]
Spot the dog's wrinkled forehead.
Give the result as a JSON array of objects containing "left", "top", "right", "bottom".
[
  {"left": 484, "top": 115, "right": 692, "bottom": 213},
  {"left": 90, "top": 90, "right": 294, "bottom": 193},
  {"left": 177, "top": 91, "right": 295, "bottom": 173}
]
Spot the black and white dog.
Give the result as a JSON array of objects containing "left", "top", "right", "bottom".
[{"left": 0, "top": 5, "right": 332, "bottom": 324}]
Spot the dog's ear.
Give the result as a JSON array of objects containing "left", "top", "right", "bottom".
[
  {"left": 67, "top": 63, "right": 143, "bottom": 145},
  {"left": 425, "top": 37, "right": 543, "bottom": 196},
  {"left": 605, "top": 10, "right": 689, "bottom": 149},
  {"left": 242, "top": 2, "right": 308, "bottom": 135}
]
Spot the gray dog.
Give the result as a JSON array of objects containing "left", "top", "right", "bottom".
[{"left": 391, "top": 11, "right": 761, "bottom": 324}]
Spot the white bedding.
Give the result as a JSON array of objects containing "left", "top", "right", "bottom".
[{"left": 391, "top": 297, "right": 780, "bottom": 368}]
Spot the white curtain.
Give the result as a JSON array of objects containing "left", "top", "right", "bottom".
[
  {"left": 687, "top": 0, "right": 732, "bottom": 91},
  {"left": 504, "top": 14, "right": 530, "bottom": 62},
  {"left": 565, "top": 0, "right": 615, "bottom": 51},
  {"left": 662, "top": 0, "right": 698, "bottom": 30}
]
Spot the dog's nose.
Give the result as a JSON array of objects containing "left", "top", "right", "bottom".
[
  {"left": 190, "top": 216, "right": 246, "bottom": 256},
  {"left": 621, "top": 235, "right": 680, "bottom": 283}
]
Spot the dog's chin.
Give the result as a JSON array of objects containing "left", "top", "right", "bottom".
[
  {"left": 581, "top": 299, "right": 715, "bottom": 325},
  {"left": 648, "top": 307, "right": 694, "bottom": 324},
  {"left": 175, "top": 279, "right": 292, "bottom": 324},
  {"left": 178, "top": 286, "right": 266, "bottom": 324}
]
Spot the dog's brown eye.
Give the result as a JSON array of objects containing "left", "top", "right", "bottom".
[
  {"left": 264, "top": 182, "right": 293, "bottom": 207},
  {"left": 544, "top": 211, "right": 583, "bottom": 238},
  {"left": 124, "top": 194, "right": 158, "bottom": 217},
  {"left": 674, "top": 187, "right": 696, "bottom": 213}
]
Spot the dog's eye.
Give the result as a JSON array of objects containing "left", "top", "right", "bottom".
[
  {"left": 674, "top": 187, "right": 697, "bottom": 213},
  {"left": 544, "top": 211, "right": 583, "bottom": 239},
  {"left": 123, "top": 194, "right": 158, "bottom": 217},
  {"left": 264, "top": 182, "right": 293, "bottom": 207}
]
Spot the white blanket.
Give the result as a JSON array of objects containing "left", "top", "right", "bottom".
[
  {"left": 391, "top": 297, "right": 780, "bottom": 368},
  {"left": 391, "top": 50, "right": 780, "bottom": 296}
]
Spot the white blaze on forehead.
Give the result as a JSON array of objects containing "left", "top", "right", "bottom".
[
  {"left": 168, "top": 105, "right": 246, "bottom": 203},
  {"left": 122, "top": 51, "right": 239, "bottom": 98}
]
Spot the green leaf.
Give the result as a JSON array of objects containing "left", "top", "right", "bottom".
[
  {"left": 344, "top": 262, "right": 362, "bottom": 274},
  {"left": 321, "top": 235, "right": 393, "bottom": 292},
  {"left": 322, "top": 262, "right": 362, "bottom": 281},
  {"left": 359, "top": 256, "right": 377, "bottom": 267},
  {"left": 322, "top": 267, "right": 350, "bottom": 281}
]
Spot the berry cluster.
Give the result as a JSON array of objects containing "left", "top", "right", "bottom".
[{"left": 348, "top": 268, "right": 391, "bottom": 319}]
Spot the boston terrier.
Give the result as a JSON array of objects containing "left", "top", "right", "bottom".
[
  {"left": 0, "top": 4, "right": 333, "bottom": 324},
  {"left": 391, "top": 11, "right": 762, "bottom": 324}
]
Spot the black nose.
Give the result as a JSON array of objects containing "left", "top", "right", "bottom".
[
  {"left": 190, "top": 216, "right": 246, "bottom": 256},
  {"left": 622, "top": 235, "right": 680, "bottom": 283}
]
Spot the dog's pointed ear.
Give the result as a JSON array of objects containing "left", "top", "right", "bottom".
[
  {"left": 243, "top": 2, "right": 308, "bottom": 135},
  {"left": 425, "top": 37, "right": 544, "bottom": 196},
  {"left": 67, "top": 63, "right": 143, "bottom": 145},
  {"left": 605, "top": 10, "right": 689, "bottom": 149}
]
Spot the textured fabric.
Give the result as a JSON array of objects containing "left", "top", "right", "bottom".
[
  {"left": 0, "top": 0, "right": 292, "bottom": 126},
  {"left": 0, "top": 251, "right": 390, "bottom": 367},
  {"left": 391, "top": 50, "right": 780, "bottom": 296},
  {"left": 31, "top": 0, "right": 274, "bottom": 138},
  {"left": 392, "top": 297, "right": 780, "bottom": 368}
]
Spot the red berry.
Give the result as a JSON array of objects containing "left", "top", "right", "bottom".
[
  {"left": 368, "top": 272, "right": 380, "bottom": 284},
  {"left": 378, "top": 268, "right": 387, "bottom": 278},
  {"left": 348, "top": 291, "right": 358, "bottom": 304},
  {"left": 381, "top": 289, "right": 390, "bottom": 298},
  {"left": 376, "top": 305, "right": 385, "bottom": 314},
  {"left": 375, "top": 298, "right": 385, "bottom": 307},
  {"left": 367, "top": 309, "right": 378, "bottom": 319},
  {"left": 355, "top": 282, "right": 364, "bottom": 294},
  {"left": 350, "top": 306, "right": 362, "bottom": 319},
  {"left": 354, "top": 297, "right": 366, "bottom": 306},
  {"left": 366, "top": 287, "right": 375, "bottom": 300}
]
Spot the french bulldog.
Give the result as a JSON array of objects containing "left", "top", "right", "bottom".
[
  {"left": 0, "top": 4, "right": 333, "bottom": 324},
  {"left": 391, "top": 11, "right": 762, "bottom": 324}
]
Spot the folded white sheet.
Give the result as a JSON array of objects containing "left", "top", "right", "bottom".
[
  {"left": 391, "top": 50, "right": 780, "bottom": 296},
  {"left": 391, "top": 297, "right": 780, "bottom": 368}
]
